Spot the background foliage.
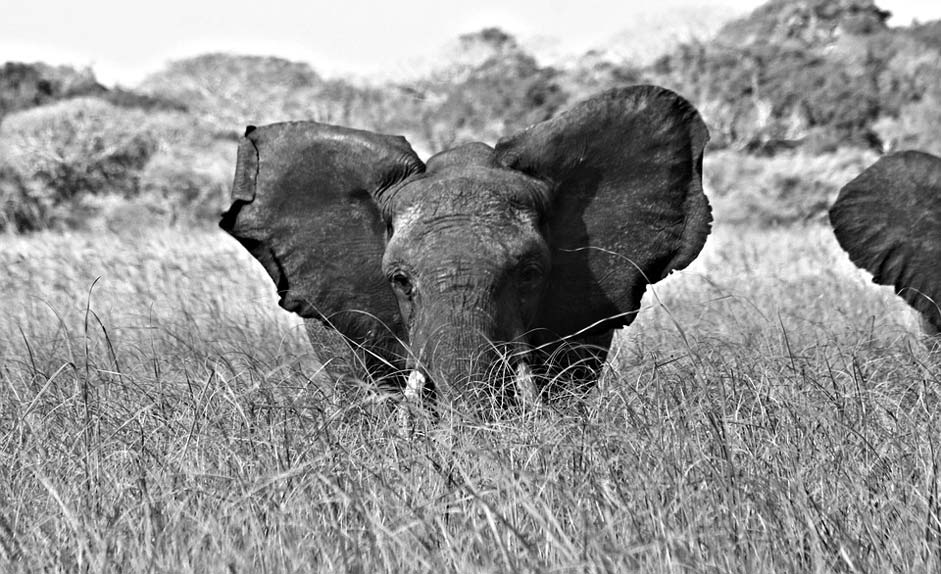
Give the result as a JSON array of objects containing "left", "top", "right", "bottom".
[
  {"left": 4, "top": 2, "right": 940, "bottom": 570},
  {"left": 0, "top": 0, "right": 939, "bottom": 232}
]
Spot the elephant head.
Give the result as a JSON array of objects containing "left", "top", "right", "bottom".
[
  {"left": 221, "top": 86, "right": 711, "bottom": 404},
  {"left": 829, "top": 150, "right": 941, "bottom": 334}
]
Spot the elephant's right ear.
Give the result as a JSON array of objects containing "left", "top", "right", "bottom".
[
  {"left": 220, "top": 122, "right": 425, "bottom": 348},
  {"left": 829, "top": 150, "right": 941, "bottom": 331}
]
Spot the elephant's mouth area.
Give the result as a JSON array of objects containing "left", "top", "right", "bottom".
[{"left": 403, "top": 360, "right": 537, "bottom": 407}]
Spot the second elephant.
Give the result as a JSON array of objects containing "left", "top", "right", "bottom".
[{"left": 830, "top": 150, "right": 941, "bottom": 335}]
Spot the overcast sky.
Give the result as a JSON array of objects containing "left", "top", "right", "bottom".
[{"left": 2, "top": 0, "right": 939, "bottom": 85}]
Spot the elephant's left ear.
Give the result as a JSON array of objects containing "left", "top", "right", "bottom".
[{"left": 495, "top": 85, "right": 711, "bottom": 337}]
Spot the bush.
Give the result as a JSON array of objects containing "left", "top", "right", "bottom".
[
  {"left": 0, "top": 95, "right": 241, "bottom": 233},
  {"left": 873, "top": 95, "right": 941, "bottom": 157},
  {"left": 137, "top": 54, "right": 329, "bottom": 137},
  {"left": 872, "top": 47, "right": 941, "bottom": 156},
  {"left": 138, "top": 137, "right": 233, "bottom": 226},
  {"left": 0, "top": 163, "right": 45, "bottom": 232},
  {"left": 417, "top": 51, "right": 567, "bottom": 149},
  {"left": 0, "top": 98, "right": 161, "bottom": 231},
  {"left": 705, "top": 148, "right": 877, "bottom": 226},
  {"left": 0, "top": 61, "right": 105, "bottom": 120}
]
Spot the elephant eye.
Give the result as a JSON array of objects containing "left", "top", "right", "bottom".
[
  {"left": 518, "top": 264, "right": 544, "bottom": 286},
  {"left": 390, "top": 272, "right": 413, "bottom": 297}
]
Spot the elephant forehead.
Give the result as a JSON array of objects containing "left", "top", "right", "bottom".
[
  {"left": 393, "top": 166, "right": 550, "bottom": 213},
  {"left": 391, "top": 201, "right": 540, "bottom": 239}
]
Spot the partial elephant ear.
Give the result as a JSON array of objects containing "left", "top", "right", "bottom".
[
  {"left": 495, "top": 85, "right": 711, "bottom": 337},
  {"left": 829, "top": 150, "right": 941, "bottom": 331},
  {"left": 220, "top": 122, "right": 425, "bottom": 362}
]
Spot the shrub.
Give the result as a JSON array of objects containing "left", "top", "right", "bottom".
[
  {"left": 0, "top": 162, "right": 46, "bottom": 232},
  {"left": 872, "top": 48, "right": 941, "bottom": 156},
  {"left": 705, "top": 148, "right": 877, "bottom": 226},
  {"left": 138, "top": 137, "right": 233, "bottom": 226},
  {"left": 137, "top": 54, "right": 328, "bottom": 137},
  {"left": 0, "top": 98, "right": 160, "bottom": 231},
  {"left": 0, "top": 61, "right": 105, "bottom": 120},
  {"left": 873, "top": 94, "right": 941, "bottom": 157}
]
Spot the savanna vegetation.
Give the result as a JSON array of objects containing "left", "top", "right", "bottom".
[
  {"left": 2, "top": 0, "right": 940, "bottom": 571},
  {"left": 2, "top": 225, "right": 939, "bottom": 572}
]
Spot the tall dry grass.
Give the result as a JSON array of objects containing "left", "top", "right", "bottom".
[{"left": 1, "top": 225, "right": 938, "bottom": 572}]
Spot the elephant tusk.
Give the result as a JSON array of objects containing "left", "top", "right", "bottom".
[
  {"left": 405, "top": 370, "right": 426, "bottom": 401},
  {"left": 514, "top": 362, "right": 537, "bottom": 404}
]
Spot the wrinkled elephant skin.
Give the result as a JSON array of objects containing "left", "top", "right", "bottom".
[
  {"left": 221, "top": 86, "right": 712, "bottom": 406},
  {"left": 830, "top": 150, "right": 941, "bottom": 335}
]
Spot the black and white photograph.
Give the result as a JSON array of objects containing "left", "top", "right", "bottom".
[{"left": 2, "top": 0, "right": 940, "bottom": 571}]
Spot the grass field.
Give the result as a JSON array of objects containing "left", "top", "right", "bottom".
[{"left": 1, "top": 224, "right": 939, "bottom": 573}]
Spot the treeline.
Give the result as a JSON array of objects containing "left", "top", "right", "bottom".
[
  {"left": 651, "top": 0, "right": 941, "bottom": 154},
  {"left": 0, "top": 0, "right": 938, "bottom": 232}
]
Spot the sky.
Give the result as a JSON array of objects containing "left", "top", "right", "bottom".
[{"left": 2, "top": 0, "right": 940, "bottom": 86}]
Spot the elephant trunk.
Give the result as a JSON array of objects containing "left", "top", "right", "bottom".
[{"left": 407, "top": 303, "right": 530, "bottom": 407}]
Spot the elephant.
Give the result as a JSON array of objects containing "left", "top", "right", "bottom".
[
  {"left": 829, "top": 150, "right": 941, "bottom": 335},
  {"left": 220, "top": 85, "right": 711, "bottom": 406}
]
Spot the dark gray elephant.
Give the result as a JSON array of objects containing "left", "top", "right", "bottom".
[
  {"left": 221, "top": 86, "right": 711, "bottom": 405},
  {"left": 829, "top": 150, "right": 941, "bottom": 335}
]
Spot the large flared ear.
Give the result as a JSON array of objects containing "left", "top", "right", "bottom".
[
  {"left": 829, "top": 150, "right": 941, "bottom": 331},
  {"left": 494, "top": 85, "right": 711, "bottom": 338},
  {"left": 220, "top": 122, "right": 425, "bottom": 362}
]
